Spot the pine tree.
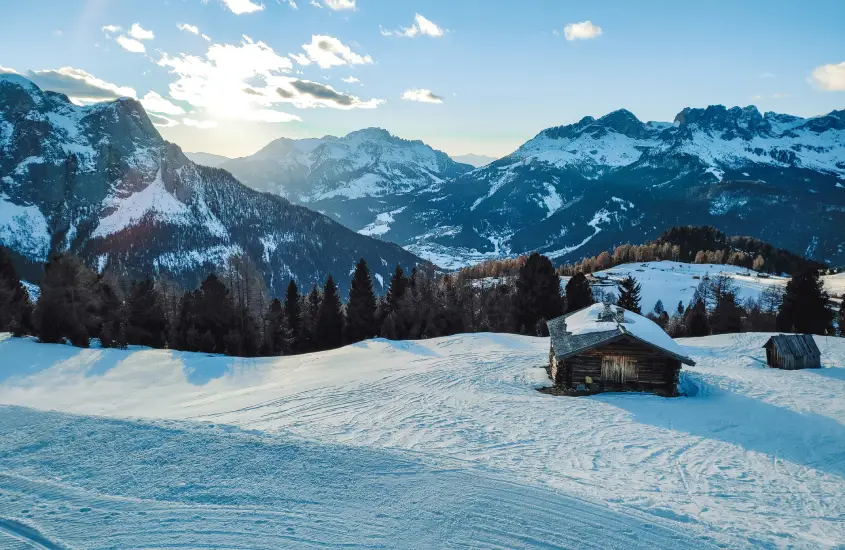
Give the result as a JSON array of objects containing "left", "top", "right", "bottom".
[
  {"left": 98, "top": 280, "right": 127, "bottom": 349},
  {"left": 194, "top": 274, "right": 236, "bottom": 353},
  {"left": 838, "top": 299, "right": 845, "bottom": 337},
  {"left": 34, "top": 254, "right": 98, "bottom": 347},
  {"left": 565, "top": 272, "right": 594, "bottom": 313},
  {"left": 653, "top": 299, "right": 665, "bottom": 316},
  {"left": 385, "top": 265, "right": 409, "bottom": 314},
  {"left": 685, "top": 298, "right": 710, "bottom": 337},
  {"left": 616, "top": 276, "right": 642, "bottom": 314},
  {"left": 126, "top": 278, "right": 168, "bottom": 348},
  {"left": 677, "top": 300, "right": 684, "bottom": 315},
  {"left": 263, "top": 298, "right": 292, "bottom": 355},
  {"left": 710, "top": 291, "right": 743, "bottom": 334},
  {"left": 284, "top": 280, "right": 301, "bottom": 351},
  {"left": 316, "top": 275, "right": 344, "bottom": 350},
  {"left": 0, "top": 246, "right": 33, "bottom": 336},
  {"left": 515, "top": 253, "right": 564, "bottom": 333},
  {"left": 300, "top": 284, "right": 322, "bottom": 352},
  {"left": 346, "top": 258, "right": 377, "bottom": 343},
  {"left": 777, "top": 268, "right": 833, "bottom": 335}
]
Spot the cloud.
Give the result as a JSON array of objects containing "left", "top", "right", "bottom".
[
  {"left": 141, "top": 91, "right": 185, "bottom": 115},
  {"left": 382, "top": 14, "right": 444, "bottom": 38},
  {"left": 27, "top": 67, "right": 137, "bottom": 104},
  {"left": 751, "top": 94, "right": 763, "bottom": 101},
  {"left": 402, "top": 88, "right": 442, "bottom": 104},
  {"left": 341, "top": 76, "right": 359, "bottom": 83},
  {"left": 101, "top": 25, "right": 121, "bottom": 34},
  {"left": 319, "top": 0, "right": 355, "bottom": 9},
  {"left": 157, "top": 36, "right": 302, "bottom": 123},
  {"left": 810, "top": 61, "right": 845, "bottom": 91},
  {"left": 128, "top": 23, "right": 154, "bottom": 40},
  {"left": 149, "top": 113, "right": 178, "bottom": 128},
  {"left": 299, "top": 35, "right": 373, "bottom": 69},
  {"left": 288, "top": 0, "right": 298, "bottom": 7},
  {"left": 289, "top": 53, "right": 312, "bottom": 66},
  {"left": 563, "top": 21, "right": 602, "bottom": 41},
  {"left": 220, "top": 0, "right": 264, "bottom": 14},
  {"left": 271, "top": 78, "right": 381, "bottom": 108},
  {"left": 183, "top": 118, "right": 219, "bottom": 128},
  {"left": 115, "top": 35, "right": 146, "bottom": 53},
  {"left": 177, "top": 23, "right": 200, "bottom": 35},
  {"left": 0, "top": 65, "right": 19, "bottom": 74}
]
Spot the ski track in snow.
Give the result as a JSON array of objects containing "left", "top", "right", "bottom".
[{"left": 1, "top": 332, "right": 844, "bottom": 547}]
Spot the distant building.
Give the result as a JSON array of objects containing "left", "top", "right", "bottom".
[
  {"left": 547, "top": 303, "right": 695, "bottom": 396},
  {"left": 762, "top": 335, "right": 821, "bottom": 370}
]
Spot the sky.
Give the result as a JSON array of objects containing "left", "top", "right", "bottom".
[{"left": 1, "top": 0, "right": 843, "bottom": 159}]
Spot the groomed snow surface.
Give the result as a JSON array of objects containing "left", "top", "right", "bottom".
[{"left": 1, "top": 331, "right": 844, "bottom": 548}]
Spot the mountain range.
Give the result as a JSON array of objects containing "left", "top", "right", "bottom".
[
  {"left": 0, "top": 73, "right": 427, "bottom": 295},
  {"left": 219, "top": 106, "right": 845, "bottom": 268}
]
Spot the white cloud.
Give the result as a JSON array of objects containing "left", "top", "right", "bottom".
[
  {"left": 382, "top": 14, "right": 444, "bottom": 38},
  {"left": 0, "top": 65, "right": 19, "bottom": 74},
  {"left": 810, "top": 61, "right": 845, "bottom": 91},
  {"left": 177, "top": 23, "right": 200, "bottom": 35},
  {"left": 300, "top": 35, "right": 373, "bottom": 69},
  {"left": 116, "top": 35, "right": 146, "bottom": 53},
  {"left": 202, "top": 34, "right": 212, "bottom": 42},
  {"left": 183, "top": 118, "right": 219, "bottom": 128},
  {"left": 751, "top": 94, "right": 763, "bottom": 101},
  {"left": 27, "top": 67, "right": 137, "bottom": 103},
  {"left": 288, "top": 0, "right": 298, "bottom": 8},
  {"left": 402, "top": 88, "right": 442, "bottom": 104},
  {"left": 563, "top": 21, "right": 602, "bottom": 41},
  {"left": 289, "top": 53, "right": 312, "bottom": 66},
  {"left": 141, "top": 91, "right": 185, "bottom": 115},
  {"left": 341, "top": 76, "right": 359, "bottom": 83},
  {"left": 128, "top": 23, "right": 154, "bottom": 41},
  {"left": 269, "top": 77, "right": 382, "bottom": 109},
  {"left": 220, "top": 0, "right": 264, "bottom": 14},
  {"left": 101, "top": 25, "right": 121, "bottom": 35},
  {"left": 157, "top": 36, "right": 305, "bottom": 123},
  {"left": 149, "top": 113, "right": 179, "bottom": 128},
  {"left": 321, "top": 0, "right": 355, "bottom": 10}
]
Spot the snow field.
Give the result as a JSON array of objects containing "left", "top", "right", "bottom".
[{"left": 0, "top": 331, "right": 844, "bottom": 547}]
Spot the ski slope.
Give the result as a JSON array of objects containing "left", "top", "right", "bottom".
[{"left": 1, "top": 331, "right": 844, "bottom": 548}]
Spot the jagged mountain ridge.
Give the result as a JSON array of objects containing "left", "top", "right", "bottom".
[
  {"left": 0, "top": 73, "right": 428, "bottom": 294},
  {"left": 221, "top": 128, "right": 474, "bottom": 237},
  {"left": 221, "top": 105, "right": 844, "bottom": 268}
]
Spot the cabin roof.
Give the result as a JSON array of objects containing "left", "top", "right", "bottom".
[
  {"left": 548, "top": 303, "right": 696, "bottom": 366},
  {"left": 763, "top": 334, "right": 821, "bottom": 358}
]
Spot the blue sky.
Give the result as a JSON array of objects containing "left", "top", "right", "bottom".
[{"left": 1, "top": 0, "right": 843, "bottom": 158}]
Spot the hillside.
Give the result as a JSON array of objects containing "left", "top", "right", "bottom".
[
  {"left": 0, "top": 74, "right": 428, "bottom": 295},
  {"left": 1, "top": 331, "right": 844, "bottom": 547}
]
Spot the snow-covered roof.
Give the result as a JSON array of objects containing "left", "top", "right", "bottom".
[{"left": 548, "top": 303, "right": 695, "bottom": 366}]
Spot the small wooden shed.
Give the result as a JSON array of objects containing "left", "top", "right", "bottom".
[
  {"left": 762, "top": 335, "right": 821, "bottom": 370},
  {"left": 547, "top": 303, "right": 695, "bottom": 396}
]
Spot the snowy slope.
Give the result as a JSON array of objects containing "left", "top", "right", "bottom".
[
  {"left": 1, "top": 331, "right": 844, "bottom": 547},
  {"left": 577, "top": 261, "right": 791, "bottom": 312}
]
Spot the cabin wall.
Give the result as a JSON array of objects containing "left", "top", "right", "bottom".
[
  {"left": 765, "top": 344, "right": 821, "bottom": 370},
  {"left": 560, "top": 338, "right": 681, "bottom": 395}
]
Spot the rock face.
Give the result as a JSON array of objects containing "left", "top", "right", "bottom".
[
  {"left": 221, "top": 106, "right": 845, "bottom": 268},
  {"left": 221, "top": 128, "right": 474, "bottom": 238},
  {"left": 0, "top": 74, "right": 428, "bottom": 294}
]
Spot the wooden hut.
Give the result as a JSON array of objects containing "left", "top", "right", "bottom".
[
  {"left": 762, "top": 335, "right": 821, "bottom": 370},
  {"left": 547, "top": 303, "right": 695, "bottom": 396}
]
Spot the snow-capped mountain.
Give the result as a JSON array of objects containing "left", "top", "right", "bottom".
[
  {"left": 380, "top": 106, "right": 844, "bottom": 267},
  {"left": 221, "top": 128, "right": 473, "bottom": 235},
  {"left": 451, "top": 153, "right": 497, "bottom": 168},
  {"left": 183, "top": 151, "right": 230, "bottom": 168},
  {"left": 0, "top": 73, "right": 427, "bottom": 294}
]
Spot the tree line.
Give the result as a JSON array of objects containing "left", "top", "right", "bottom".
[{"left": 1, "top": 246, "right": 841, "bottom": 357}]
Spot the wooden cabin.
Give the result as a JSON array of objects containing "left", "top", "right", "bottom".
[
  {"left": 762, "top": 334, "right": 821, "bottom": 370},
  {"left": 547, "top": 303, "right": 695, "bottom": 396}
]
